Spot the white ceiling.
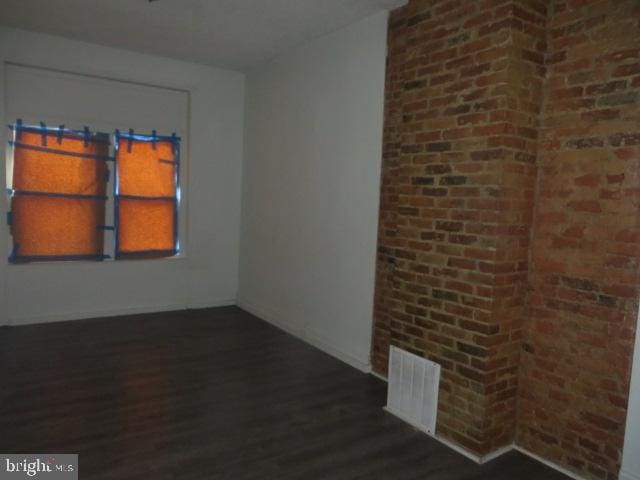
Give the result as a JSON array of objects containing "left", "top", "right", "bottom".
[{"left": 0, "top": 0, "right": 406, "bottom": 71}]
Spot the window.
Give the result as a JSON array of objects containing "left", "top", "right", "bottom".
[
  {"left": 114, "top": 130, "right": 180, "bottom": 259},
  {"left": 6, "top": 120, "right": 181, "bottom": 263}
]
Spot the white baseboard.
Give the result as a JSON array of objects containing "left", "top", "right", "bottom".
[
  {"left": 188, "top": 298, "right": 236, "bottom": 310},
  {"left": 620, "top": 469, "right": 640, "bottom": 480},
  {"left": 370, "top": 370, "right": 388, "bottom": 382},
  {"left": 7, "top": 298, "right": 235, "bottom": 326},
  {"left": 479, "top": 443, "right": 514, "bottom": 464},
  {"left": 432, "top": 436, "right": 500, "bottom": 464},
  {"left": 514, "top": 446, "right": 587, "bottom": 480},
  {"left": 376, "top": 356, "right": 588, "bottom": 479},
  {"left": 384, "top": 404, "right": 513, "bottom": 463},
  {"left": 385, "top": 402, "right": 588, "bottom": 479},
  {"left": 382, "top": 421, "right": 589, "bottom": 480},
  {"left": 236, "top": 297, "right": 371, "bottom": 373}
]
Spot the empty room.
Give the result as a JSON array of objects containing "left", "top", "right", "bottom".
[{"left": 0, "top": 0, "right": 639, "bottom": 479}]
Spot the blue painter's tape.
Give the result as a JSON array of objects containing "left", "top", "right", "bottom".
[
  {"left": 115, "top": 249, "right": 177, "bottom": 260},
  {"left": 113, "top": 130, "right": 121, "bottom": 256},
  {"left": 8, "top": 123, "right": 111, "bottom": 145},
  {"left": 9, "top": 142, "right": 115, "bottom": 162},
  {"left": 39, "top": 121, "right": 47, "bottom": 147},
  {"left": 8, "top": 243, "right": 20, "bottom": 263},
  {"left": 117, "top": 194, "right": 176, "bottom": 201},
  {"left": 173, "top": 137, "right": 181, "bottom": 254},
  {"left": 10, "top": 253, "right": 110, "bottom": 264},
  {"left": 8, "top": 189, "right": 108, "bottom": 201},
  {"left": 117, "top": 131, "right": 182, "bottom": 143},
  {"left": 127, "top": 128, "right": 134, "bottom": 153}
]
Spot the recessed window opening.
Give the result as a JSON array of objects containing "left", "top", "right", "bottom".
[{"left": 6, "top": 120, "right": 181, "bottom": 264}]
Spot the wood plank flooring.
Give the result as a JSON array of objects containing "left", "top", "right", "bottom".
[{"left": 0, "top": 307, "right": 569, "bottom": 479}]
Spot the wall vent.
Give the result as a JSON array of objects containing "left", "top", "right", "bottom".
[{"left": 385, "top": 345, "right": 441, "bottom": 435}]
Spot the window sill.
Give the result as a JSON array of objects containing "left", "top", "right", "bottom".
[{"left": 7, "top": 253, "right": 186, "bottom": 266}]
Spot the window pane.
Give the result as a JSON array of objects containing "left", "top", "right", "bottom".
[
  {"left": 114, "top": 133, "right": 179, "bottom": 260},
  {"left": 12, "top": 130, "right": 109, "bottom": 196},
  {"left": 116, "top": 198, "right": 176, "bottom": 258},
  {"left": 11, "top": 195, "right": 106, "bottom": 261},
  {"left": 9, "top": 125, "right": 109, "bottom": 263},
  {"left": 117, "top": 139, "right": 176, "bottom": 197}
]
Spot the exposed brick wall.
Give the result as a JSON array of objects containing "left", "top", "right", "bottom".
[
  {"left": 372, "top": 0, "right": 640, "bottom": 477},
  {"left": 371, "top": 0, "right": 548, "bottom": 456},
  {"left": 518, "top": 1, "right": 640, "bottom": 479}
]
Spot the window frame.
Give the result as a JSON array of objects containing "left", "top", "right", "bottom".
[
  {"left": 113, "top": 129, "right": 182, "bottom": 260},
  {"left": 5, "top": 120, "right": 187, "bottom": 265}
]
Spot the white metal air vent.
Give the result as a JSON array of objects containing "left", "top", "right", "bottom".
[{"left": 385, "top": 346, "right": 441, "bottom": 435}]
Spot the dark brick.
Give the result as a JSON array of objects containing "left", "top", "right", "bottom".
[
  {"left": 582, "top": 412, "right": 620, "bottom": 431},
  {"left": 404, "top": 80, "right": 427, "bottom": 90},
  {"left": 440, "top": 175, "right": 467, "bottom": 185},
  {"left": 470, "top": 149, "right": 506, "bottom": 161},
  {"left": 457, "top": 365, "right": 486, "bottom": 382},
  {"left": 515, "top": 152, "right": 536, "bottom": 163},
  {"left": 398, "top": 207, "right": 419, "bottom": 216},
  {"left": 412, "top": 176, "right": 435, "bottom": 185},
  {"left": 427, "top": 142, "right": 452, "bottom": 152},
  {"left": 560, "top": 276, "right": 599, "bottom": 291},
  {"left": 436, "top": 221, "right": 464, "bottom": 232},
  {"left": 423, "top": 187, "right": 448, "bottom": 196},
  {"left": 425, "top": 164, "right": 452, "bottom": 174},
  {"left": 447, "top": 32, "right": 471, "bottom": 46},
  {"left": 449, "top": 234, "right": 478, "bottom": 245},
  {"left": 457, "top": 341, "right": 489, "bottom": 357},
  {"left": 585, "top": 80, "right": 627, "bottom": 95},
  {"left": 421, "top": 231, "right": 446, "bottom": 241},
  {"left": 407, "top": 12, "right": 432, "bottom": 27},
  {"left": 566, "top": 137, "right": 604, "bottom": 149},
  {"left": 432, "top": 289, "right": 459, "bottom": 302},
  {"left": 598, "top": 295, "right": 617, "bottom": 308},
  {"left": 609, "top": 132, "right": 640, "bottom": 146},
  {"left": 597, "top": 91, "right": 638, "bottom": 107},
  {"left": 401, "top": 144, "right": 423, "bottom": 154},
  {"left": 613, "top": 63, "right": 640, "bottom": 77},
  {"left": 444, "top": 104, "right": 472, "bottom": 116}
]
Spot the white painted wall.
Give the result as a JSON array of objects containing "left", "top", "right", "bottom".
[
  {"left": 5, "top": 63, "right": 190, "bottom": 262},
  {"left": 237, "top": 11, "right": 389, "bottom": 372},
  {"left": 0, "top": 27, "right": 244, "bottom": 325},
  {"left": 622, "top": 319, "right": 640, "bottom": 480}
]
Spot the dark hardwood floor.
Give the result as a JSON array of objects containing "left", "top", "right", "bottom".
[{"left": 0, "top": 307, "right": 568, "bottom": 479}]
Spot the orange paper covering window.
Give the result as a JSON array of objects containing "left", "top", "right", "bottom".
[
  {"left": 10, "top": 128, "right": 110, "bottom": 262},
  {"left": 117, "top": 198, "right": 175, "bottom": 255},
  {"left": 115, "top": 136, "right": 178, "bottom": 259},
  {"left": 12, "top": 130, "right": 109, "bottom": 197},
  {"left": 12, "top": 196, "right": 106, "bottom": 259}
]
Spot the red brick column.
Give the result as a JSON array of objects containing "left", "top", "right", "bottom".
[{"left": 372, "top": 0, "right": 547, "bottom": 455}]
